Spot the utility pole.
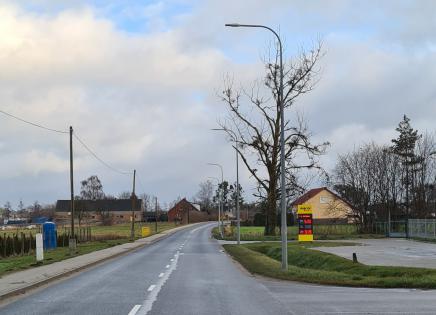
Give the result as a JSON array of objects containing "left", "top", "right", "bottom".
[
  {"left": 155, "top": 196, "right": 158, "bottom": 233},
  {"left": 69, "top": 126, "right": 76, "bottom": 252},
  {"left": 187, "top": 202, "right": 190, "bottom": 224},
  {"left": 208, "top": 163, "right": 224, "bottom": 237},
  {"left": 211, "top": 128, "right": 241, "bottom": 244},
  {"left": 130, "top": 169, "right": 136, "bottom": 241}
]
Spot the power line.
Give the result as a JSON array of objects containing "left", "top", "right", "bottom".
[
  {"left": 136, "top": 175, "right": 148, "bottom": 194},
  {"left": 73, "top": 132, "right": 132, "bottom": 176},
  {"left": 0, "top": 108, "right": 134, "bottom": 177},
  {"left": 0, "top": 109, "right": 68, "bottom": 134}
]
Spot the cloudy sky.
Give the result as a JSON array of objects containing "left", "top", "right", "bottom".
[{"left": 0, "top": 0, "right": 435, "bottom": 209}]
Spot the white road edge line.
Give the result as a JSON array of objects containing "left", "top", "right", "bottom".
[
  {"left": 128, "top": 305, "right": 141, "bottom": 315},
  {"left": 136, "top": 251, "right": 180, "bottom": 315},
  {"left": 158, "top": 273, "right": 164, "bottom": 278},
  {"left": 147, "top": 285, "right": 156, "bottom": 292}
]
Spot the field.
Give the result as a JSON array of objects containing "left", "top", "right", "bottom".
[
  {"left": 224, "top": 242, "right": 436, "bottom": 289},
  {"left": 0, "top": 222, "right": 176, "bottom": 239}
]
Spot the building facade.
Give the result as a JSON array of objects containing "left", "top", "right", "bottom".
[
  {"left": 167, "top": 198, "right": 207, "bottom": 224},
  {"left": 291, "top": 187, "right": 354, "bottom": 223},
  {"left": 55, "top": 199, "right": 143, "bottom": 224}
]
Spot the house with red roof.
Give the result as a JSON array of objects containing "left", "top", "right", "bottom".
[{"left": 290, "top": 187, "right": 355, "bottom": 223}]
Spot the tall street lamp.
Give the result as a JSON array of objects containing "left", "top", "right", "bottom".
[
  {"left": 225, "top": 23, "right": 288, "bottom": 270},
  {"left": 212, "top": 128, "right": 241, "bottom": 245},
  {"left": 208, "top": 176, "right": 222, "bottom": 237},
  {"left": 208, "top": 163, "right": 224, "bottom": 236}
]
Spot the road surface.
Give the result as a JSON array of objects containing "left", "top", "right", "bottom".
[
  {"left": 314, "top": 238, "right": 436, "bottom": 269},
  {"left": 1, "top": 222, "right": 436, "bottom": 315}
]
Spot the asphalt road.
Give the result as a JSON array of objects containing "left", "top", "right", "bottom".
[{"left": 2, "top": 223, "right": 436, "bottom": 315}]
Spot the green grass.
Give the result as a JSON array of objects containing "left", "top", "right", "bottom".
[
  {"left": 1, "top": 222, "right": 176, "bottom": 239},
  {"left": 0, "top": 239, "right": 127, "bottom": 277},
  {"left": 88, "top": 222, "right": 176, "bottom": 239},
  {"left": 0, "top": 222, "right": 181, "bottom": 277},
  {"left": 223, "top": 242, "right": 436, "bottom": 288},
  {"left": 213, "top": 225, "right": 383, "bottom": 241}
]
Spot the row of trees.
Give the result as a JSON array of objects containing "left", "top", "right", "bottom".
[
  {"left": 1, "top": 200, "right": 54, "bottom": 222},
  {"left": 333, "top": 116, "right": 436, "bottom": 230},
  {"left": 193, "top": 179, "right": 244, "bottom": 214}
]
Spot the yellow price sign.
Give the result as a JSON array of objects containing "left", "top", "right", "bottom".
[{"left": 297, "top": 204, "right": 312, "bottom": 214}]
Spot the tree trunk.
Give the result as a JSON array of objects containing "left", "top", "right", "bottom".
[{"left": 265, "top": 181, "right": 278, "bottom": 236}]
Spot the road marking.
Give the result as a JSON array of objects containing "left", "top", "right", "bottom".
[
  {"left": 158, "top": 273, "right": 164, "bottom": 278},
  {"left": 190, "top": 226, "right": 202, "bottom": 234},
  {"left": 165, "top": 264, "right": 170, "bottom": 268},
  {"left": 137, "top": 251, "right": 180, "bottom": 315},
  {"left": 170, "top": 258, "right": 174, "bottom": 262},
  {"left": 128, "top": 305, "right": 141, "bottom": 315},
  {"left": 147, "top": 285, "right": 156, "bottom": 292}
]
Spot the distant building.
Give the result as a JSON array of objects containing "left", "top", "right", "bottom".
[
  {"left": 167, "top": 198, "right": 206, "bottom": 224},
  {"left": 55, "top": 199, "right": 143, "bottom": 224},
  {"left": 290, "top": 187, "right": 354, "bottom": 224}
]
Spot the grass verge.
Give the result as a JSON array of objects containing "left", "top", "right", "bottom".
[
  {"left": 0, "top": 239, "right": 126, "bottom": 277},
  {"left": 0, "top": 222, "right": 183, "bottom": 277},
  {"left": 223, "top": 242, "right": 436, "bottom": 289},
  {"left": 212, "top": 226, "right": 383, "bottom": 241}
]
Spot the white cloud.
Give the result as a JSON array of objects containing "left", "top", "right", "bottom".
[{"left": 0, "top": 1, "right": 435, "bottom": 207}]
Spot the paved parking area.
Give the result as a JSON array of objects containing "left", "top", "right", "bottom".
[{"left": 314, "top": 239, "right": 436, "bottom": 268}]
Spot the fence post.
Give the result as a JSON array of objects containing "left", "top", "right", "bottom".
[
  {"left": 3, "top": 233, "right": 6, "bottom": 257},
  {"left": 425, "top": 219, "right": 427, "bottom": 238},
  {"left": 21, "top": 232, "right": 24, "bottom": 256},
  {"left": 434, "top": 220, "right": 436, "bottom": 239}
]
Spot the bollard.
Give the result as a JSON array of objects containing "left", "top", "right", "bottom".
[
  {"left": 69, "top": 238, "right": 77, "bottom": 254},
  {"left": 36, "top": 233, "right": 43, "bottom": 262},
  {"left": 352, "top": 252, "right": 358, "bottom": 263}
]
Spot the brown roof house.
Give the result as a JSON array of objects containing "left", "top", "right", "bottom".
[
  {"left": 55, "top": 199, "right": 143, "bottom": 225},
  {"left": 168, "top": 198, "right": 210, "bottom": 224},
  {"left": 290, "top": 187, "right": 354, "bottom": 223}
]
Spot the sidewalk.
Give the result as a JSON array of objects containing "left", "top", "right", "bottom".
[{"left": 0, "top": 223, "right": 201, "bottom": 300}]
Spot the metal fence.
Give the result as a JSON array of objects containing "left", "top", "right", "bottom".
[{"left": 408, "top": 219, "right": 436, "bottom": 239}]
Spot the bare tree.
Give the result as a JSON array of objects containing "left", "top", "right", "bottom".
[
  {"left": 139, "top": 193, "right": 154, "bottom": 212},
  {"left": 80, "top": 175, "right": 105, "bottom": 200},
  {"left": 333, "top": 127, "right": 436, "bottom": 232},
  {"left": 118, "top": 191, "right": 131, "bottom": 199},
  {"left": 219, "top": 41, "right": 328, "bottom": 235},
  {"left": 80, "top": 175, "right": 106, "bottom": 224},
  {"left": 195, "top": 180, "right": 214, "bottom": 213},
  {"left": 3, "top": 201, "right": 12, "bottom": 220}
]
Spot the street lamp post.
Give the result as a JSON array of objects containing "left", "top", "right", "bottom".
[
  {"left": 208, "top": 176, "right": 222, "bottom": 237},
  {"left": 225, "top": 23, "right": 288, "bottom": 270},
  {"left": 212, "top": 128, "right": 241, "bottom": 245},
  {"left": 208, "top": 163, "right": 224, "bottom": 237}
]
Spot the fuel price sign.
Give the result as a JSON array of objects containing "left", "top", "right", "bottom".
[{"left": 297, "top": 204, "right": 313, "bottom": 242}]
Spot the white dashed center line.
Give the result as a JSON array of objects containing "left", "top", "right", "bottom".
[
  {"left": 165, "top": 264, "right": 170, "bottom": 268},
  {"left": 158, "top": 273, "right": 164, "bottom": 278},
  {"left": 128, "top": 305, "right": 141, "bottom": 315},
  {"left": 147, "top": 285, "right": 156, "bottom": 292}
]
